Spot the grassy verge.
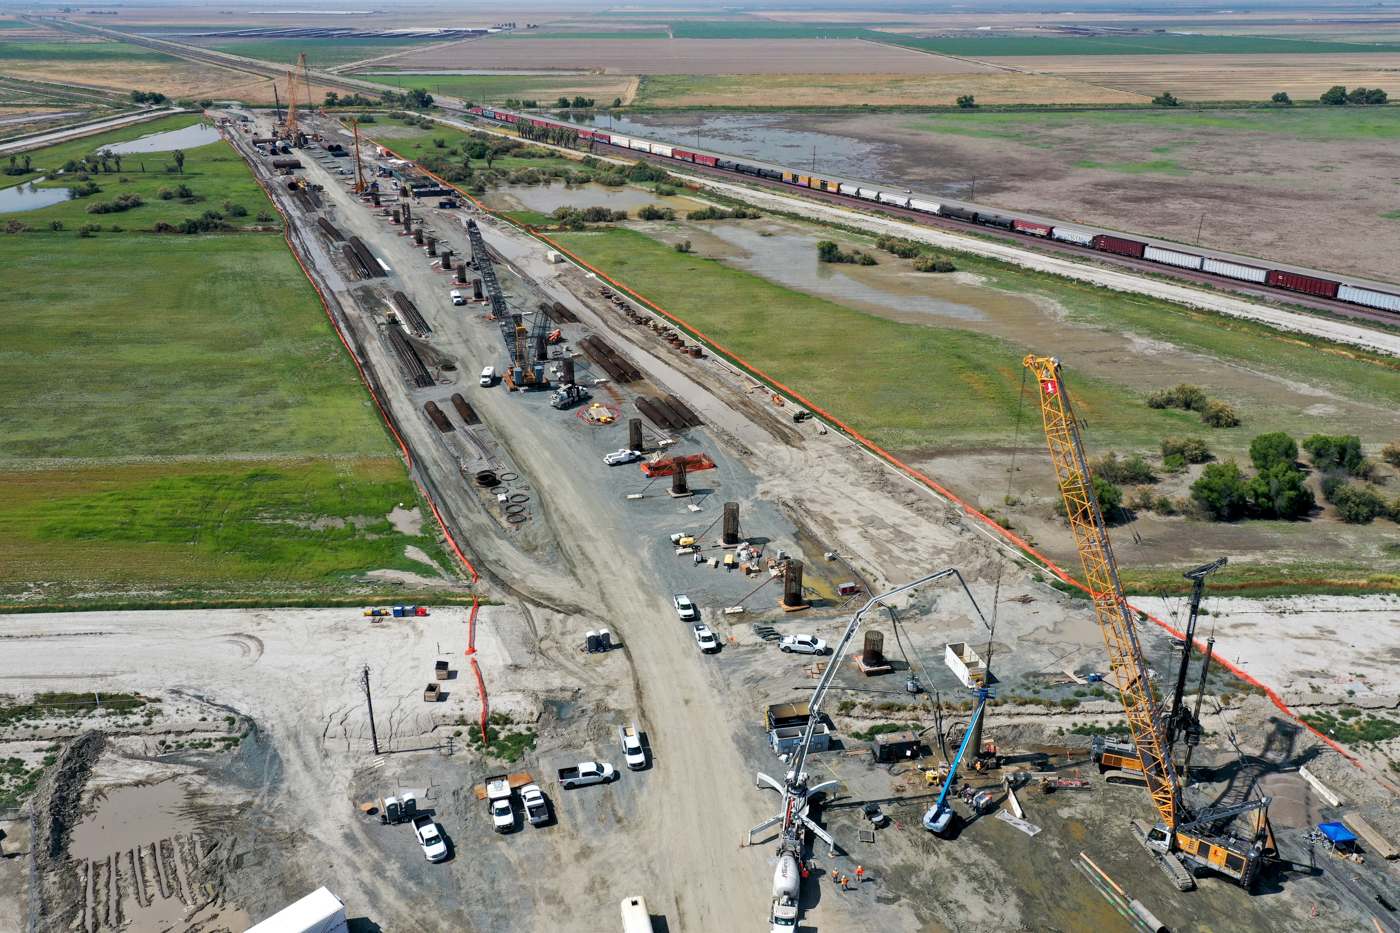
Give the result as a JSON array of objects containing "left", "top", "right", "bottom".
[
  {"left": 0, "top": 113, "right": 452, "bottom": 605},
  {"left": 549, "top": 227, "right": 1192, "bottom": 453},
  {"left": 899, "top": 106, "right": 1400, "bottom": 142},
  {"left": 0, "top": 459, "right": 460, "bottom": 592}
]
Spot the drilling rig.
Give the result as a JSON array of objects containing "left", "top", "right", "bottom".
[
  {"left": 748, "top": 568, "right": 987, "bottom": 929},
  {"left": 1024, "top": 354, "right": 1271, "bottom": 890}
]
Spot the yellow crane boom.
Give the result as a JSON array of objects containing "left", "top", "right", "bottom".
[{"left": 1024, "top": 354, "right": 1270, "bottom": 890}]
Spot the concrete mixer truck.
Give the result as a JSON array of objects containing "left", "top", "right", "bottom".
[{"left": 769, "top": 841, "right": 800, "bottom": 932}]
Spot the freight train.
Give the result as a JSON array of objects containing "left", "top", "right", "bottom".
[{"left": 468, "top": 107, "right": 1400, "bottom": 315}]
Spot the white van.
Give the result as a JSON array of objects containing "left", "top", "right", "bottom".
[
  {"left": 450, "top": 290, "right": 464, "bottom": 305},
  {"left": 480, "top": 366, "right": 495, "bottom": 387}
]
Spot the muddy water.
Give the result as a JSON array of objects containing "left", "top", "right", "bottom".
[
  {"left": 486, "top": 180, "right": 702, "bottom": 216},
  {"left": 71, "top": 781, "right": 196, "bottom": 858},
  {"left": 700, "top": 223, "right": 989, "bottom": 322}
]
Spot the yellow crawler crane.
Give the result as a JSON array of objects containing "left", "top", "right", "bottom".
[
  {"left": 1023, "top": 355, "right": 1271, "bottom": 891},
  {"left": 284, "top": 69, "right": 299, "bottom": 138}
]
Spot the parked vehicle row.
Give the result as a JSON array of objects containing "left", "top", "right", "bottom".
[{"left": 468, "top": 106, "right": 1400, "bottom": 316}]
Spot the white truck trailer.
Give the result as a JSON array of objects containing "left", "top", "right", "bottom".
[{"left": 245, "top": 887, "right": 347, "bottom": 933}]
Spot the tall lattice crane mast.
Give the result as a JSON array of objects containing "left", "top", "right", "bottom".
[
  {"left": 1024, "top": 355, "right": 1270, "bottom": 890},
  {"left": 347, "top": 117, "right": 368, "bottom": 193},
  {"left": 284, "top": 69, "right": 299, "bottom": 138}
]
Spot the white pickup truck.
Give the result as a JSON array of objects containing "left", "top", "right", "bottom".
[
  {"left": 520, "top": 783, "right": 550, "bottom": 825},
  {"left": 557, "top": 761, "right": 616, "bottom": 789},
  {"left": 486, "top": 777, "right": 515, "bottom": 833},
  {"left": 412, "top": 814, "right": 448, "bottom": 862},
  {"left": 619, "top": 724, "right": 646, "bottom": 770}
]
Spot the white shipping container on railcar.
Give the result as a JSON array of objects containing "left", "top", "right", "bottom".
[
  {"left": 1339, "top": 284, "right": 1400, "bottom": 313},
  {"left": 908, "top": 198, "right": 941, "bottom": 214},
  {"left": 1201, "top": 257, "right": 1268, "bottom": 283},
  {"left": 629, "top": 139, "right": 651, "bottom": 152},
  {"left": 609, "top": 136, "right": 632, "bottom": 149},
  {"left": 1051, "top": 227, "right": 1095, "bottom": 246},
  {"left": 651, "top": 144, "right": 673, "bottom": 157},
  {"left": 1144, "top": 245, "right": 1205, "bottom": 270},
  {"left": 876, "top": 192, "right": 909, "bottom": 207}
]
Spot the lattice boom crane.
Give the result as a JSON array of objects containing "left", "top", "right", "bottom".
[{"left": 1023, "top": 354, "right": 1270, "bottom": 891}]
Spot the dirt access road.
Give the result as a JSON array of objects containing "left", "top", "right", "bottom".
[{"left": 207, "top": 113, "right": 1012, "bottom": 931}]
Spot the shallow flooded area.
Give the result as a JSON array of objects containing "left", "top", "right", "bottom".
[
  {"left": 107, "top": 123, "right": 220, "bottom": 155},
  {"left": 71, "top": 780, "right": 196, "bottom": 859},
  {"left": 0, "top": 179, "right": 72, "bottom": 213}
]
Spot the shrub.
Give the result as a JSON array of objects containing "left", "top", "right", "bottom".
[
  {"left": 1162, "top": 453, "right": 1187, "bottom": 472},
  {"left": 594, "top": 171, "right": 626, "bottom": 187},
  {"left": 157, "top": 186, "right": 174, "bottom": 200},
  {"left": 1321, "top": 85, "right": 1348, "bottom": 105},
  {"left": 1246, "top": 462, "right": 1315, "bottom": 519},
  {"left": 1303, "top": 434, "right": 1367, "bottom": 475},
  {"left": 1191, "top": 461, "right": 1249, "bottom": 521},
  {"left": 256, "top": 210, "right": 274, "bottom": 223},
  {"left": 912, "top": 255, "right": 955, "bottom": 273},
  {"left": 74, "top": 222, "right": 101, "bottom": 238},
  {"left": 4, "top": 219, "right": 35, "bottom": 233},
  {"left": 654, "top": 184, "right": 677, "bottom": 197},
  {"left": 48, "top": 220, "right": 63, "bottom": 231},
  {"left": 816, "top": 240, "right": 874, "bottom": 264},
  {"left": 1146, "top": 382, "right": 1207, "bottom": 412},
  {"left": 636, "top": 203, "right": 675, "bottom": 221},
  {"left": 1200, "top": 400, "right": 1240, "bottom": 428},
  {"left": 1152, "top": 91, "right": 1180, "bottom": 107},
  {"left": 674, "top": 240, "right": 692, "bottom": 253},
  {"left": 956, "top": 94, "right": 976, "bottom": 108},
  {"left": 1249, "top": 432, "right": 1298, "bottom": 471},
  {"left": 1381, "top": 443, "right": 1400, "bottom": 468},
  {"left": 876, "top": 234, "right": 922, "bottom": 258},
  {"left": 153, "top": 221, "right": 176, "bottom": 232},
  {"left": 1055, "top": 476, "right": 1123, "bottom": 518},
  {"left": 1161, "top": 436, "right": 1210, "bottom": 464},
  {"left": 225, "top": 203, "right": 247, "bottom": 217},
  {"left": 1154, "top": 495, "right": 1176, "bottom": 514},
  {"left": 1331, "top": 484, "right": 1386, "bottom": 524},
  {"left": 1271, "top": 91, "right": 1293, "bottom": 105},
  {"left": 68, "top": 181, "right": 102, "bottom": 199},
  {"left": 1090, "top": 451, "right": 1155, "bottom": 485},
  {"left": 173, "top": 184, "right": 193, "bottom": 199}
]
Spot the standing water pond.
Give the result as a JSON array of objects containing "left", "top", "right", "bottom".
[
  {"left": 0, "top": 178, "right": 72, "bottom": 214},
  {"left": 106, "top": 122, "right": 220, "bottom": 155}
]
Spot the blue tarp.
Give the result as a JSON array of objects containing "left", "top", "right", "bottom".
[{"left": 1318, "top": 822, "right": 1357, "bottom": 844}]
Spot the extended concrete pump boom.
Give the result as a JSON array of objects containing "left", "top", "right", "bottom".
[{"left": 1023, "top": 355, "right": 1270, "bottom": 891}]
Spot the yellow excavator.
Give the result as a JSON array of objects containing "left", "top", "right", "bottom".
[{"left": 1024, "top": 355, "right": 1272, "bottom": 891}]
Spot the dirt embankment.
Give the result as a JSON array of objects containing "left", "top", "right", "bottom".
[{"left": 32, "top": 731, "right": 105, "bottom": 932}]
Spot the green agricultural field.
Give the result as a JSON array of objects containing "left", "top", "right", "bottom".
[
  {"left": 500, "top": 32, "right": 670, "bottom": 39},
  {"left": 0, "top": 115, "right": 450, "bottom": 604},
  {"left": 198, "top": 36, "right": 446, "bottom": 69},
  {"left": 0, "top": 234, "right": 384, "bottom": 459},
  {"left": 669, "top": 22, "right": 893, "bottom": 39},
  {"left": 0, "top": 459, "right": 453, "bottom": 592},
  {"left": 890, "top": 35, "right": 1400, "bottom": 56},
  {"left": 0, "top": 40, "right": 178, "bottom": 62},
  {"left": 549, "top": 227, "right": 1171, "bottom": 453}
]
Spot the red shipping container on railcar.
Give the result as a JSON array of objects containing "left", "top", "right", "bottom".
[
  {"left": 578, "top": 128, "right": 594, "bottom": 139},
  {"left": 1013, "top": 220, "right": 1052, "bottom": 237},
  {"left": 672, "top": 149, "right": 695, "bottom": 162},
  {"left": 695, "top": 154, "right": 718, "bottom": 167},
  {"left": 1266, "top": 269, "right": 1340, "bottom": 298},
  {"left": 1093, "top": 234, "right": 1147, "bottom": 258},
  {"left": 594, "top": 133, "right": 611, "bottom": 144}
]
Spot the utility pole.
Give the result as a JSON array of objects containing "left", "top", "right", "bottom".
[
  {"left": 1196, "top": 212, "right": 1205, "bottom": 245},
  {"left": 970, "top": 176, "right": 977, "bottom": 201},
  {"left": 360, "top": 665, "right": 380, "bottom": 755},
  {"left": 812, "top": 145, "right": 817, "bottom": 172}
]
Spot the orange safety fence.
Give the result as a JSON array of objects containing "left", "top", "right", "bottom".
[
  {"left": 372, "top": 125, "right": 1388, "bottom": 788},
  {"left": 466, "top": 594, "right": 480, "bottom": 656},
  {"left": 471, "top": 657, "right": 488, "bottom": 749},
  {"left": 640, "top": 453, "right": 716, "bottom": 478},
  {"left": 213, "top": 115, "right": 478, "bottom": 585}
]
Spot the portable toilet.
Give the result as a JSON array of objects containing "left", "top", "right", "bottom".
[
  {"left": 392, "top": 605, "right": 405, "bottom": 618},
  {"left": 598, "top": 629, "right": 612, "bottom": 650},
  {"left": 381, "top": 796, "right": 400, "bottom": 824},
  {"left": 415, "top": 606, "right": 428, "bottom": 617},
  {"left": 400, "top": 792, "right": 417, "bottom": 818},
  {"left": 586, "top": 631, "right": 599, "bottom": 652}
]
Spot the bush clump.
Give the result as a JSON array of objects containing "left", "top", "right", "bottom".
[
  {"left": 636, "top": 203, "right": 675, "bottom": 221},
  {"left": 876, "top": 234, "right": 922, "bottom": 258},
  {"left": 1191, "top": 461, "right": 1249, "bottom": 521},
  {"left": 816, "top": 240, "right": 876, "bottom": 265},
  {"left": 1147, "top": 382, "right": 1207, "bottom": 411},
  {"left": 1160, "top": 436, "right": 1211, "bottom": 469},
  {"left": 912, "top": 255, "right": 956, "bottom": 273},
  {"left": 1090, "top": 451, "right": 1155, "bottom": 485},
  {"left": 1303, "top": 434, "right": 1370, "bottom": 477},
  {"left": 688, "top": 205, "right": 761, "bottom": 220},
  {"left": 3, "top": 220, "right": 34, "bottom": 233},
  {"left": 550, "top": 205, "right": 628, "bottom": 229},
  {"left": 85, "top": 192, "right": 143, "bottom": 214},
  {"left": 1330, "top": 484, "right": 1387, "bottom": 524}
]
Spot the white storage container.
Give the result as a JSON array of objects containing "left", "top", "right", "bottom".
[
  {"left": 1144, "top": 245, "right": 1204, "bottom": 270},
  {"left": 945, "top": 643, "right": 987, "bottom": 689},
  {"left": 246, "top": 888, "right": 347, "bottom": 933},
  {"left": 1339, "top": 284, "right": 1400, "bottom": 313},
  {"left": 908, "top": 198, "right": 941, "bottom": 214},
  {"left": 651, "top": 144, "right": 673, "bottom": 157},
  {"left": 769, "top": 724, "right": 830, "bottom": 755},
  {"left": 1202, "top": 257, "right": 1268, "bottom": 283},
  {"left": 629, "top": 139, "right": 651, "bottom": 152},
  {"left": 1051, "top": 228, "right": 1095, "bottom": 246}
]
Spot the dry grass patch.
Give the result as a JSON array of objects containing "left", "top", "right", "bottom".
[
  {"left": 1000, "top": 52, "right": 1400, "bottom": 100},
  {"left": 637, "top": 72, "right": 1144, "bottom": 107}
]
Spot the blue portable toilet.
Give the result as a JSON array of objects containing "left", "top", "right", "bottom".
[{"left": 392, "top": 605, "right": 405, "bottom": 618}]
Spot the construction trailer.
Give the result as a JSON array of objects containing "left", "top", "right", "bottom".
[{"left": 244, "top": 887, "right": 347, "bottom": 933}]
